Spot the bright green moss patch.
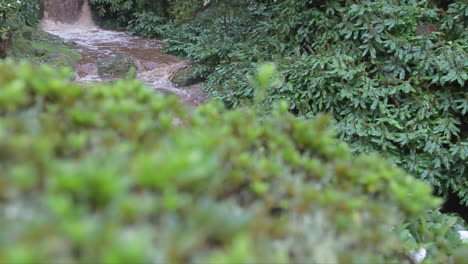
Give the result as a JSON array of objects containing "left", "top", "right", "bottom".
[{"left": 0, "top": 60, "right": 465, "bottom": 263}]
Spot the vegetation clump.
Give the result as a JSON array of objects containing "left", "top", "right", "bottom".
[
  {"left": 171, "top": 66, "right": 203, "bottom": 87},
  {"left": 1, "top": 0, "right": 42, "bottom": 57},
  {"left": 0, "top": 0, "right": 22, "bottom": 57},
  {"left": 1, "top": 60, "right": 466, "bottom": 263}
]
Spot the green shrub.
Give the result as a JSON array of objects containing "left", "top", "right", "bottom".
[
  {"left": 167, "top": 0, "right": 207, "bottom": 23},
  {"left": 127, "top": 12, "right": 168, "bottom": 38},
  {"left": 89, "top": 0, "right": 212, "bottom": 23},
  {"left": 1, "top": 60, "right": 463, "bottom": 263},
  {"left": 89, "top": 0, "right": 165, "bottom": 25},
  {"left": 273, "top": 0, "right": 467, "bottom": 205},
  {"left": 163, "top": 0, "right": 468, "bottom": 206},
  {"left": 0, "top": 0, "right": 21, "bottom": 28},
  {"left": 399, "top": 211, "right": 467, "bottom": 263},
  {"left": 16, "top": 0, "right": 42, "bottom": 26},
  {"left": 1, "top": 0, "right": 44, "bottom": 58},
  {"left": 0, "top": 0, "right": 22, "bottom": 57}
]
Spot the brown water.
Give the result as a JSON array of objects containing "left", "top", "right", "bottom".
[
  {"left": 43, "top": 0, "right": 85, "bottom": 23},
  {"left": 41, "top": 0, "right": 208, "bottom": 106}
]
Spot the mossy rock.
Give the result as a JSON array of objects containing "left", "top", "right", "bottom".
[
  {"left": 171, "top": 66, "right": 203, "bottom": 87},
  {"left": 31, "top": 30, "right": 65, "bottom": 45},
  {"left": 97, "top": 54, "right": 136, "bottom": 77},
  {"left": 33, "top": 47, "right": 47, "bottom": 57},
  {"left": 44, "top": 52, "right": 79, "bottom": 68}
]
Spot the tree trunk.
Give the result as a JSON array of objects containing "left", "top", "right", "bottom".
[{"left": 0, "top": 31, "right": 12, "bottom": 58}]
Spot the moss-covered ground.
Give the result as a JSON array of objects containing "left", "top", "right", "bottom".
[{"left": 7, "top": 25, "right": 82, "bottom": 69}]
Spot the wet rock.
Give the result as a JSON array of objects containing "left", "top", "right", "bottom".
[
  {"left": 96, "top": 54, "right": 136, "bottom": 77},
  {"left": 184, "top": 84, "right": 211, "bottom": 107},
  {"left": 46, "top": 53, "right": 61, "bottom": 62},
  {"left": 34, "top": 48, "right": 47, "bottom": 57},
  {"left": 65, "top": 40, "right": 78, "bottom": 46},
  {"left": 171, "top": 66, "right": 203, "bottom": 87},
  {"left": 45, "top": 52, "right": 80, "bottom": 69},
  {"left": 77, "top": 63, "right": 97, "bottom": 76},
  {"left": 35, "top": 32, "right": 64, "bottom": 44},
  {"left": 142, "top": 61, "right": 158, "bottom": 71},
  {"left": 71, "top": 72, "right": 78, "bottom": 81}
]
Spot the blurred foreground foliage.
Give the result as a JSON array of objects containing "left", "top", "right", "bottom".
[{"left": 0, "top": 60, "right": 466, "bottom": 263}]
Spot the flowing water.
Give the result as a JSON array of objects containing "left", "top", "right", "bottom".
[{"left": 40, "top": 0, "right": 208, "bottom": 106}]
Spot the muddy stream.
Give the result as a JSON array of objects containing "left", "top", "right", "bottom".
[{"left": 40, "top": 0, "right": 208, "bottom": 106}]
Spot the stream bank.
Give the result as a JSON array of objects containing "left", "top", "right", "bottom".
[
  {"left": 39, "top": 0, "right": 209, "bottom": 107},
  {"left": 7, "top": 25, "right": 82, "bottom": 69}
]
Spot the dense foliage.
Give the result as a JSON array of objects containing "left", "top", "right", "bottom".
[
  {"left": 266, "top": 0, "right": 468, "bottom": 204},
  {"left": 2, "top": 60, "right": 467, "bottom": 263},
  {"left": 15, "top": 0, "right": 42, "bottom": 26},
  {"left": 0, "top": 0, "right": 42, "bottom": 58},
  {"left": 0, "top": 0, "right": 21, "bottom": 57},
  {"left": 89, "top": 0, "right": 173, "bottom": 25},
  {"left": 88, "top": 0, "right": 212, "bottom": 21},
  {"left": 106, "top": 0, "right": 468, "bottom": 206}
]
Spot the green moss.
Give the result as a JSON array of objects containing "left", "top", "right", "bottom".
[
  {"left": 7, "top": 25, "right": 82, "bottom": 69},
  {"left": 171, "top": 66, "right": 203, "bottom": 87},
  {"left": 96, "top": 54, "right": 136, "bottom": 77}
]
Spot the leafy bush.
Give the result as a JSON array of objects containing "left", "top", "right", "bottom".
[
  {"left": 0, "top": 0, "right": 42, "bottom": 58},
  {"left": 166, "top": 0, "right": 202, "bottom": 23},
  {"left": 2, "top": 60, "right": 464, "bottom": 263},
  {"left": 16, "top": 0, "right": 42, "bottom": 26},
  {"left": 398, "top": 211, "right": 467, "bottom": 262},
  {"left": 162, "top": 0, "right": 468, "bottom": 206},
  {"left": 0, "top": 0, "right": 21, "bottom": 57},
  {"left": 89, "top": 0, "right": 214, "bottom": 30},
  {"left": 89, "top": 0, "right": 168, "bottom": 25},
  {"left": 88, "top": 0, "right": 186, "bottom": 25},
  {"left": 274, "top": 0, "right": 467, "bottom": 205},
  {"left": 127, "top": 12, "right": 168, "bottom": 38},
  {"left": 0, "top": 0, "right": 21, "bottom": 24}
]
